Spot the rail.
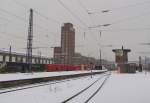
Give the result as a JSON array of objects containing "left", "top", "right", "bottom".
[{"left": 61, "top": 72, "right": 110, "bottom": 103}]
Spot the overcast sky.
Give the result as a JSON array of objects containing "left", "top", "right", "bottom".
[{"left": 0, "top": 0, "right": 150, "bottom": 61}]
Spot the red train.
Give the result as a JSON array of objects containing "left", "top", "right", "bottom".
[
  {"left": 44, "top": 64, "right": 81, "bottom": 72},
  {"left": 1, "top": 62, "right": 83, "bottom": 73}
]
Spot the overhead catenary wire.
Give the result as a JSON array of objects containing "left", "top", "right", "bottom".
[
  {"left": 0, "top": 4, "right": 59, "bottom": 34},
  {"left": 34, "top": 9, "right": 88, "bottom": 34},
  {"left": 90, "top": 0, "right": 150, "bottom": 14},
  {"left": 0, "top": 31, "right": 26, "bottom": 40},
  {"left": 0, "top": 31, "right": 52, "bottom": 47},
  {"left": 10, "top": 0, "right": 92, "bottom": 48},
  {"left": 34, "top": 10, "right": 61, "bottom": 25},
  {"left": 57, "top": 0, "right": 89, "bottom": 28},
  {"left": 0, "top": 27, "right": 52, "bottom": 47},
  {"left": 11, "top": 0, "right": 61, "bottom": 25},
  {"left": 76, "top": 0, "right": 100, "bottom": 42},
  {"left": 76, "top": 0, "right": 94, "bottom": 41},
  {"left": 111, "top": 0, "right": 150, "bottom": 11},
  {"left": 19, "top": 0, "right": 89, "bottom": 48},
  {"left": 0, "top": 18, "right": 56, "bottom": 52},
  {"left": 76, "top": 0, "right": 109, "bottom": 57},
  {"left": 0, "top": 16, "right": 11, "bottom": 23},
  {"left": 0, "top": 7, "right": 28, "bottom": 22},
  {"left": 11, "top": 0, "right": 87, "bottom": 32},
  {"left": 110, "top": 11, "right": 150, "bottom": 26},
  {"left": 76, "top": 0, "right": 95, "bottom": 26},
  {"left": 0, "top": 16, "right": 53, "bottom": 46},
  {"left": 90, "top": 10, "right": 150, "bottom": 29},
  {"left": 0, "top": 6, "right": 60, "bottom": 42},
  {"left": 6, "top": 0, "right": 87, "bottom": 43},
  {"left": 100, "top": 27, "right": 150, "bottom": 32},
  {"left": 76, "top": 0, "right": 104, "bottom": 58},
  {"left": 0, "top": 0, "right": 90, "bottom": 58}
]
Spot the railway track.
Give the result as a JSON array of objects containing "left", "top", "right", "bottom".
[
  {"left": 0, "top": 72, "right": 107, "bottom": 95},
  {"left": 61, "top": 72, "right": 110, "bottom": 103}
]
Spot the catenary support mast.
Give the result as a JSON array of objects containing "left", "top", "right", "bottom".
[{"left": 26, "top": 8, "right": 33, "bottom": 72}]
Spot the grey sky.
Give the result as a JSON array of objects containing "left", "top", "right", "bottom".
[{"left": 0, "top": 0, "right": 150, "bottom": 61}]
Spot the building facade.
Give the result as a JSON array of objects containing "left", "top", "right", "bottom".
[
  {"left": 61, "top": 23, "right": 75, "bottom": 65},
  {"left": 0, "top": 50, "right": 52, "bottom": 64},
  {"left": 53, "top": 47, "right": 62, "bottom": 64},
  {"left": 112, "top": 46, "right": 131, "bottom": 73}
]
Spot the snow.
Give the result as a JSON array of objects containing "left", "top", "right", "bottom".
[
  {"left": 0, "top": 72, "right": 150, "bottom": 103},
  {"left": 0, "top": 70, "right": 106, "bottom": 82},
  {"left": 89, "top": 72, "right": 150, "bottom": 103},
  {"left": 0, "top": 74, "right": 105, "bottom": 103}
]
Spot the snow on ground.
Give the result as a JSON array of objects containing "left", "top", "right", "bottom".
[
  {"left": 0, "top": 72, "right": 150, "bottom": 103},
  {"left": 0, "top": 74, "right": 105, "bottom": 103},
  {"left": 89, "top": 72, "right": 150, "bottom": 103},
  {"left": 0, "top": 70, "right": 106, "bottom": 82}
]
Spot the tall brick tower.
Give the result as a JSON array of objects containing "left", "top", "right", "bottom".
[{"left": 61, "top": 23, "right": 75, "bottom": 65}]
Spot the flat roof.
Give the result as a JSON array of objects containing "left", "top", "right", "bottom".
[{"left": 112, "top": 49, "right": 131, "bottom": 52}]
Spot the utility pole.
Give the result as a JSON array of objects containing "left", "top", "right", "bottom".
[
  {"left": 145, "top": 56, "right": 147, "bottom": 74},
  {"left": 9, "top": 45, "right": 12, "bottom": 62},
  {"left": 139, "top": 56, "right": 142, "bottom": 72},
  {"left": 26, "top": 8, "right": 33, "bottom": 72},
  {"left": 99, "top": 49, "right": 102, "bottom": 69}
]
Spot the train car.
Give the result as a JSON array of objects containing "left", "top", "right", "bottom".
[
  {"left": 44, "top": 64, "right": 81, "bottom": 72},
  {"left": 44, "top": 64, "right": 64, "bottom": 72},
  {"left": 0, "top": 62, "right": 45, "bottom": 73},
  {"left": 0, "top": 62, "right": 82, "bottom": 73},
  {"left": 74, "top": 65, "right": 81, "bottom": 70}
]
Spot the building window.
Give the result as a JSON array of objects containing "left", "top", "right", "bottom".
[
  {"left": 5, "top": 56, "right": 9, "bottom": 62},
  {"left": 12, "top": 57, "right": 16, "bottom": 62},
  {"left": 0, "top": 55, "right": 3, "bottom": 62}
]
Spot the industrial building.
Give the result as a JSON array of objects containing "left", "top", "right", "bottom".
[
  {"left": 112, "top": 46, "right": 135, "bottom": 73},
  {"left": 0, "top": 50, "right": 52, "bottom": 64}
]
